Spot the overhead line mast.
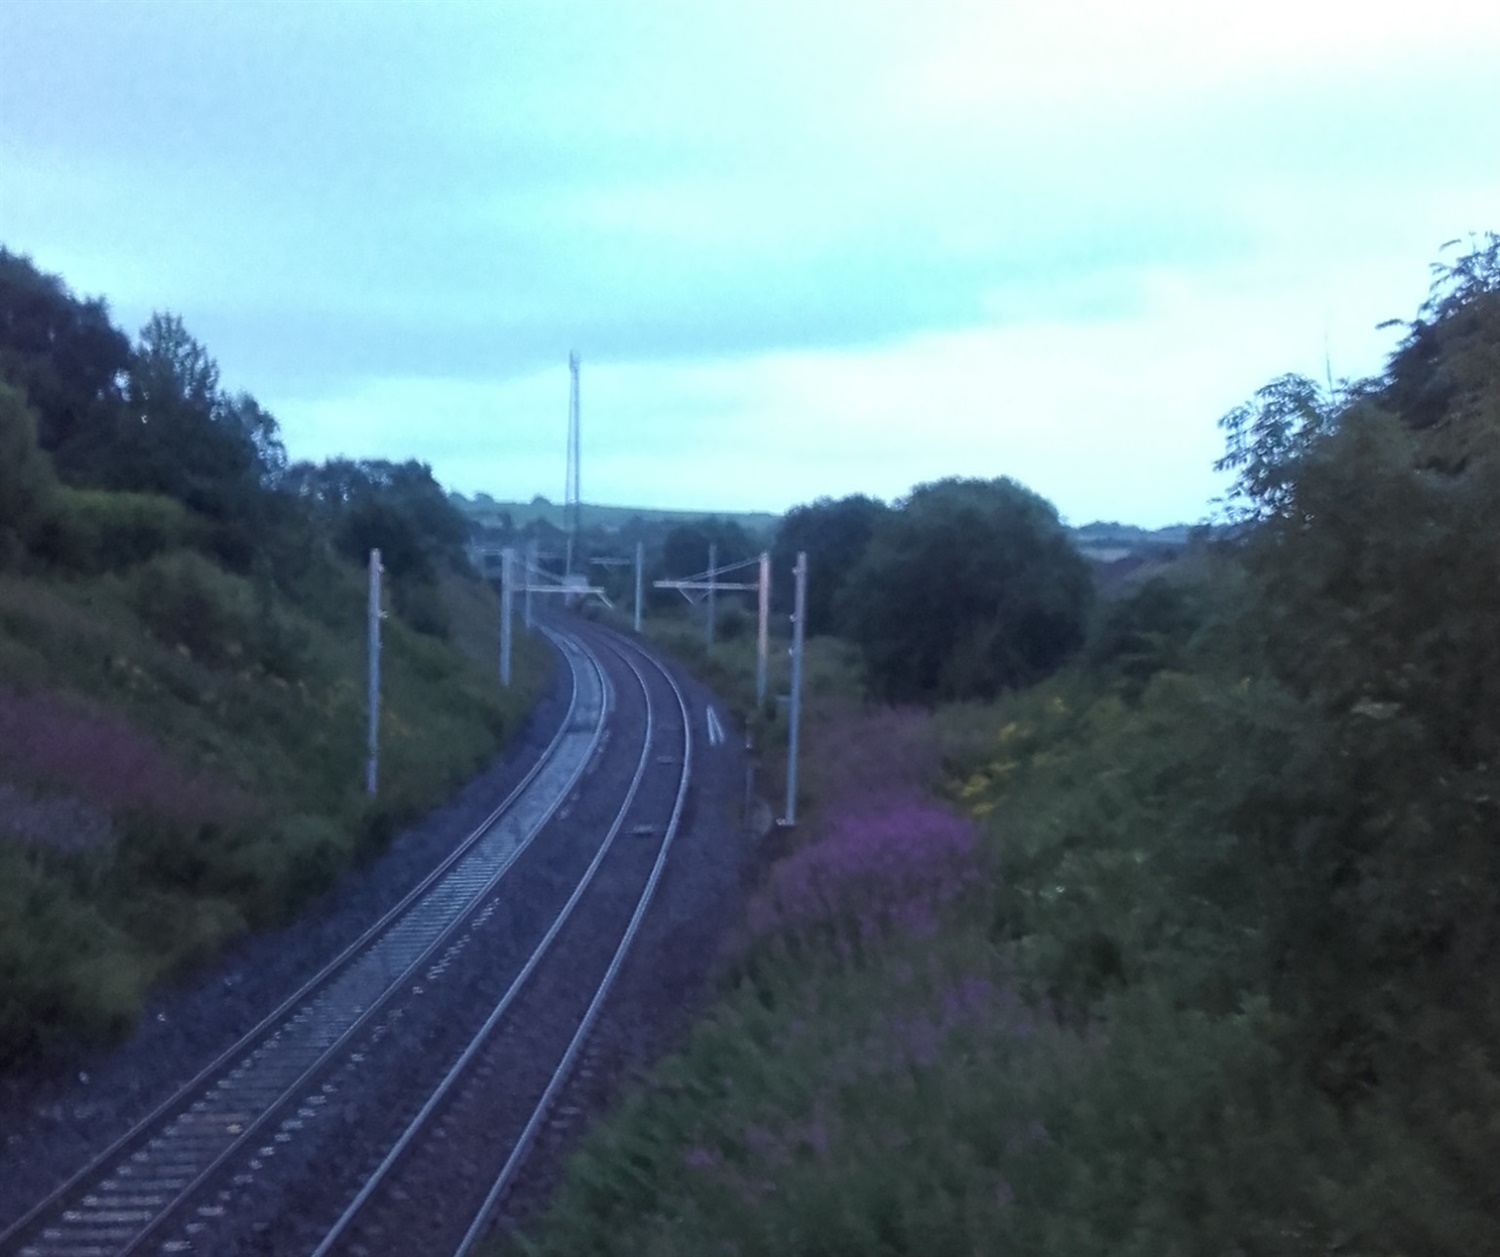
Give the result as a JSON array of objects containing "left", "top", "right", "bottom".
[{"left": 565, "top": 350, "right": 581, "bottom": 576}]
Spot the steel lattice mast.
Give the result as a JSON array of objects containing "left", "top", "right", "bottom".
[{"left": 565, "top": 350, "right": 581, "bottom": 576}]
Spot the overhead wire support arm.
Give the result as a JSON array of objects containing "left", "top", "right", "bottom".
[
  {"left": 651, "top": 549, "right": 773, "bottom": 662},
  {"left": 517, "top": 551, "right": 614, "bottom": 609},
  {"left": 652, "top": 553, "right": 765, "bottom": 600},
  {"left": 652, "top": 581, "right": 761, "bottom": 593}
]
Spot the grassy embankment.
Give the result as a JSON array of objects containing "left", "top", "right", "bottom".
[
  {"left": 511, "top": 600, "right": 1499, "bottom": 1253},
  {"left": 503, "top": 243, "right": 1500, "bottom": 1253},
  {"left": 0, "top": 548, "right": 549, "bottom": 1069}
]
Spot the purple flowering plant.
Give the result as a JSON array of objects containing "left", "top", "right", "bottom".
[
  {"left": 746, "top": 705, "right": 981, "bottom": 951},
  {"left": 0, "top": 687, "right": 255, "bottom": 844}
]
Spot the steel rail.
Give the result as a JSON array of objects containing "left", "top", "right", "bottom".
[
  {"left": 307, "top": 623, "right": 676, "bottom": 1257},
  {"left": 1, "top": 626, "right": 608, "bottom": 1257},
  {"left": 450, "top": 624, "right": 696, "bottom": 1257}
]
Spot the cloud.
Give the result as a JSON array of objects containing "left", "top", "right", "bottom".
[{"left": 2, "top": 0, "right": 1498, "bottom": 525}]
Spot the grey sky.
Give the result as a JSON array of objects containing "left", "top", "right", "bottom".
[{"left": 3, "top": 0, "right": 1498, "bottom": 526}]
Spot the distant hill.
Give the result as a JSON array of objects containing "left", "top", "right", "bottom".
[
  {"left": 449, "top": 493, "right": 780, "bottom": 539},
  {"left": 1070, "top": 520, "right": 1211, "bottom": 597},
  {"left": 1070, "top": 520, "right": 1197, "bottom": 561}
]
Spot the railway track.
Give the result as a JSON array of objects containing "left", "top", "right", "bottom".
[
  {"left": 0, "top": 619, "right": 701, "bottom": 1257},
  {"left": 304, "top": 621, "right": 693, "bottom": 1257}
]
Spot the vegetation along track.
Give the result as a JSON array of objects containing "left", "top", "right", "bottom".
[{"left": 1, "top": 621, "right": 659, "bottom": 1257}]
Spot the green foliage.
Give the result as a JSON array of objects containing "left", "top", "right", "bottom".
[
  {"left": 1083, "top": 573, "right": 1209, "bottom": 695},
  {"left": 0, "top": 472, "right": 544, "bottom": 1065},
  {"left": 0, "top": 560, "right": 546, "bottom": 1066},
  {"left": 1215, "top": 372, "right": 1339, "bottom": 520},
  {"left": 184, "top": 812, "right": 351, "bottom": 927},
  {"left": 452, "top": 492, "right": 779, "bottom": 541},
  {"left": 949, "top": 661, "right": 1500, "bottom": 1251},
  {"left": 1381, "top": 231, "right": 1500, "bottom": 465},
  {"left": 130, "top": 550, "right": 248, "bottom": 665},
  {"left": 0, "top": 248, "right": 133, "bottom": 486},
  {"left": 0, "top": 381, "right": 56, "bottom": 564},
  {"left": 841, "top": 477, "right": 1093, "bottom": 702},
  {"left": 0, "top": 250, "right": 305, "bottom": 586},
  {"left": 0, "top": 841, "right": 142, "bottom": 1057},
  {"left": 0, "top": 250, "right": 557, "bottom": 1065},
  {"left": 770, "top": 493, "right": 889, "bottom": 633},
  {"left": 31, "top": 486, "right": 193, "bottom": 573},
  {"left": 115, "top": 313, "right": 259, "bottom": 513},
  {"left": 656, "top": 516, "right": 759, "bottom": 608},
  {"left": 630, "top": 603, "right": 864, "bottom": 738},
  {"left": 282, "top": 457, "right": 473, "bottom": 637},
  {"left": 284, "top": 458, "right": 469, "bottom": 574},
  {"left": 513, "top": 237, "right": 1500, "bottom": 1257},
  {"left": 1220, "top": 422, "right": 1500, "bottom": 1128}
]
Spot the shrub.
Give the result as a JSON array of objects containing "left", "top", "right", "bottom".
[
  {"left": 0, "top": 840, "right": 143, "bottom": 1065},
  {"left": 391, "top": 573, "right": 451, "bottom": 638},
  {"left": 714, "top": 601, "right": 751, "bottom": 642},
  {"left": 126, "top": 548, "right": 308, "bottom": 677},
  {"left": 34, "top": 486, "right": 193, "bottom": 573},
  {"left": 214, "top": 813, "right": 351, "bottom": 925},
  {"left": 0, "top": 381, "right": 56, "bottom": 560}
]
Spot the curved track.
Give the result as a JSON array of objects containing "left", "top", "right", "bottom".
[
  {"left": 1, "top": 619, "right": 711, "bottom": 1257},
  {"left": 305, "top": 620, "right": 694, "bottom": 1257}
]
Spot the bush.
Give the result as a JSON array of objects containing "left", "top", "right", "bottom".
[
  {"left": 214, "top": 813, "right": 351, "bottom": 925},
  {"left": 715, "top": 602, "right": 751, "bottom": 641},
  {"left": 0, "top": 382, "right": 56, "bottom": 560},
  {"left": 1084, "top": 575, "right": 1207, "bottom": 694},
  {"left": 126, "top": 548, "right": 308, "bottom": 677},
  {"left": 392, "top": 573, "right": 451, "bottom": 638},
  {"left": 35, "top": 486, "right": 193, "bottom": 573},
  {"left": 128, "top": 549, "right": 258, "bottom": 665},
  {"left": 0, "top": 840, "right": 143, "bottom": 1065}
]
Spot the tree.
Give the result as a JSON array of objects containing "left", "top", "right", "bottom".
[
  {"left": 1190, "top": 242, "right": 1500, "bottom": 1216},
  {"left": 281, "top": 458, "right": 474, "bottom": 635},
  {"left": 220, "top": 391, "right": 288, "bottom": 487},
  {"left": 1084, "top": 574, "right": 1207, "bottom": 693},
  {"left": 1215, "top": 373, "right": 1340, "bottom": 521},
  {"left": 1380, "top": 231, "right": 1500, "bottom": 470},
  {"left": 660, "top": 518, "right": 756, "bottom": 581},
  {"left": 771, "top": 494, "right": 888, "bottom": 635},
  {"left": 0, "top": 248, "right": 132, "bottom": 485},
  {"left": 652, "top": 518, "right": 758, "bottom": 615},
  {"left": 120, "top": 313, "right": 240, "bottom": 505},
  {"left": 840, "top": 477, "right": 1092, "bottom": 702},
  {"left": 1219, "top": 234, "right": 1500, "bottom": 514}
]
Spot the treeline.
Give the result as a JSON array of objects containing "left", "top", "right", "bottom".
[
  {"left": 0, "top": 247, "right": 471, "bottom": 637},
  {"left": 544, "top": 476, "right": 1096, "bottom": 705},
  {"left": 952, "top": 232, "right": 1500, "bottom": 1251},
  {"left": 514, "top": 235, "right": 1500, "bottom": 1256},
  {"left": 773, "top": 480, "right": 1094, "bottom": 702},
  {"left": 0, "top": 248, "right": 540, "bottom": 1067}
]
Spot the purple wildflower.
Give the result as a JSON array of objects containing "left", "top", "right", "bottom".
[
  {"left": 0, "top": 687, "right": 255, "bottom": 833},
  {"left": 682, "top": 1144, "right": 721, "bottom": 1171},
  {"left": 746, "top": 791, "right": 978, "bottom": 945}
]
